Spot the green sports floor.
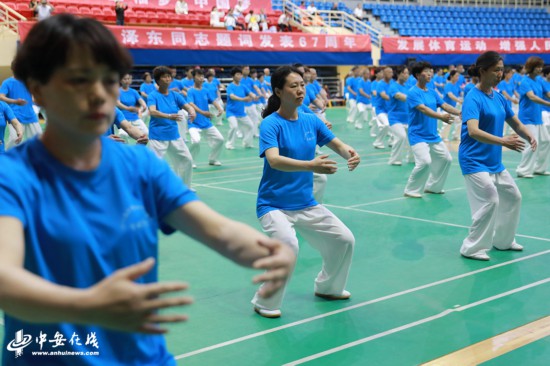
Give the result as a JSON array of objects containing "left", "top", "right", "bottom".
[{"left": 1, "top": 108, "right": 549, "bottom": 365}]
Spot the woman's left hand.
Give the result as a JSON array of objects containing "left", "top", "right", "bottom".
[{"left": 347, "top": 149, "right": 360, "bottom": 171}]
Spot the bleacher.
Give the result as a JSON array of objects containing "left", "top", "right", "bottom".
[
  {"left": 4, "top": 0, "right": 283, "bottom": 29},
  {"left": 365, "top": 3, "right": 550, "bottom": 38}
]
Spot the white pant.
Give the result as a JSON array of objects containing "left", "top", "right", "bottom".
[
  {"left": 389, "top": 123, "right": 411, "bottom": 165},
  {"left": 177, "top": 109, "right": 189, "bottom": 141},
  {"left": 118, "top": 119, "right": 148, "bottom": 143},
  {"left": 245, "top": 105, "right": 261, "bottom": 136},
  {"left": 188, "top": 126, "right": 224, "bottom": 163},
  {"left": 461, "top": 170, "right": 521, "bottom": 257},
  {"left": 356, "top": 102, "right": 373, "bottom": 129},
  {"left": 7, "top": 122, "right": 42, "bottom": 149},
  {"left": 516, "top": 124, "right": 550, "bottom": 176},
  {"left": 251, "top": 205, "right": 355, "bottom": 311},
  {"left": 313, "top": 172, "right": 327, "bottom": 203},
  {"left": 226, "top": 115, "right": 254, "bottom": 148},
  {"left": 346, "top": 98, "right": 357, "bottom": 123},
  {"left": 404, "top": 141, "right": 452, "bottom": 195},
  {"left": 208, "top": 104, "right": 223, "bottom": 126},
  {"left": 373, "top": 113, "right": 390, "bottom": 146},
  {"left": 148, "top": 138, "right": 193, "bottom": 187}
]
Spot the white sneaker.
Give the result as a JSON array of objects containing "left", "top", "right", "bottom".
[
  {"left": 404, "top": 192, "right": 422, "bottom": 198},
  {"left": 390, "top": 161, "right": 402, "bottom": 166},
  {"left": 534, "top": 171, "right": 550, "bottom": 176},
  {"left": 192, "top": 164, "right": 197, "bottom": 169},
  {"left": 462, "top": 252, "right": 490, "bottom": 261},
  {"left": 254, "top": 306, "right": 281, "bottom": 318},
  {"left": 315, "top": 290, "right": 351, "bottom": 300},
  {"left": 517, "top": 173, "right": 534, "bottom": 178},
  {"left": 225, "top": 143, "right": 235, "bottom": 150},
  {"left": 495, "top": 243, "right": 524, "bottom": 251},
  {"left": 373, "top": 142, "right": 385, "bottom": 149},
  {"left": 209, "top": 160, "right": 222, "bottom": 166}
]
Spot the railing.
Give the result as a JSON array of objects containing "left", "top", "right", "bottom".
[
  {"left": 283, "top": 1, "right": 382, "bottom": 47},
  {"left": 0, "top": 2, "right": 26, "bottom": 35}
]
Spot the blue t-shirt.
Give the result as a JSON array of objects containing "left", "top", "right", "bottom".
[
  {"left": 407, "top": 86, "right": 445, "bottom": 145},
  {"left": 264, "top": 75, "right": 271, "bottom": 85},
  {"left": 241, "top": 77, "right": 256, "bottom": 107},
  {"left": 345, "top": 76, "right": 357, "bottom": 100},
  {"left": 139, "top": 82, "right": 157, "bottom": 102},
  {"left": 357, "top": 78, "right": 371, "bottom": 105},
  {"left": 0, "top": 137, "right": 198, "bottom": 366},
  {"left": 169, "top": 79, "right": 183, "bottom": 92},
  {"left": 443, "top": 82, "right": 461, "bottom": 107},
  {"left": 539, "top": 77, "right": 550, "bottom": 113},
  {"left": 226, "top": 82, "right": 249, "bottom": 118},
  {"left": 388, "top": 82, "right": 408, "bottom": 126},
  {"left": 0, "top": 100, "right": 16, "bottom": 153},
  {"left": 518, "top": 76, "right": 543, "bottom": 125},
  {"left": 203, "top": 81, "right": 218, "bottom": 102},
  {"left": 376, "top": 80, "right": 392, "bottom": 114},
  {"left": 181, "top": 78, "right": 194, "bottom": 91},
  {"left": 257, "top": 112, "right": 335, "bottom": 218},
  {"left": 187, "top": 87, "right": 214, "bottom": 129},
  {"left": 252, "top": 79, "right": 263, "bottom": 105},
  {"left": 464, "top": 82, "right": 476, "bottom": 97},
  {"left": 434, "top": 75, "right": 446, "bottom": 93},
  {"left": 304, "top": 83, "right": 318, "bottom": 108},
  {"left": 147, "top": 90, "right": 187, "bottom": 141},
  {"left": 103, "top": 107, "right": 125, "bottom": 137},
  {"left": 512, "top": 73, "right": 522, "bottom": 92},
  {"left": 0, "top": 77, "right": 38, "bottom": 124},
  {"left": 459, "top": 88, "right": 513, "bottom": 175},
  {"left": 497, "top": 79, "right": 516, "bottom": 109},
  {"left": 119, "top": 87, "right": 143, "bottom": 121},
  {"left": 406, "top": 74, "right": 417, "bottom": 89},
  {"left": 371, "top": 80, "right": 380, "bottom": 109}
]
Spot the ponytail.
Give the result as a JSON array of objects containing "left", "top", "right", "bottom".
[{"left": 262, "top": 94, "right": 281, "bottom": 118}]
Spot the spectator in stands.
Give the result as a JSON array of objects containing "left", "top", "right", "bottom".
[
  {"left": 516, "top": 56, "right": 550, "bottom": 177},
  {"left": 224, "top": 8, "right": 237, "bottom": 31},
  {"left": 175, "top": 0, "right": 188, "bottom": 15},
  {"left": 245, "top": 10, "right": 260, "bottom": 32},
  {"left": 234, "top": 0, "right": 246, "bottom": 18},
  {"left": 330, "top": 2, "right": 338, "bottom": 11},
  {"left": 29, "top": 0, "right": 38, "bottom": 18},
  {"left": 210, "top": 6, "right": 225, "bottom": 28},
  {"left": 306, "top": 2, "right": 317, "bottom": 15},
  {"left": 259, "top": 9, "right": 269, "bottom": 32},
  {"left": 33, "top": 0, "right": 54, "bottom": 21},
  {"left": 353, "top": 4, "right": 366, "bottom": 20},
  {"left": 278, "top": 11, "right": 292, "bottom": 32},
  {"left": 115, "top": 1, "right": 128, "bottom": 26}
]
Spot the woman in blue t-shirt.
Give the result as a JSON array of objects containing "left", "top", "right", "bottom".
[
  {"left": 251, "top": 65, "right": 360, "bottom": 318},
  {"left": 441, "top": 70, "right": 464, "bottom": 142},
  {"left": 459, "top": 51, "right": 536, "bottom": 261},
  {"left": 516, "top": 56, "right": 550, "bottom": 177},
  {"left": 0, "top": 15, "right": 294, "bottom": 366},
  {"left": 404, "top": 62, "right": 461, "bottom": 198}
]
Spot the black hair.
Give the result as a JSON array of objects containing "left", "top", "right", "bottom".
[
  {"left": 250, "top": 68, "right": 257, "bottom": 75},
  {"left": 467, "top": 51, "right": 503, "bottom": 77},
  {"left": 543, "top": 66, "right": 550, "bottom": 77},
  {"left": 191, "top": 68, "right": 204, "bottom": 77},
  {"left": 142, "top": 72, "right": 152, "bottom": 80},
  {"left": 231, "top": 67, "right": 242, "bottom": 76},
  {"left": 525, "top": 56, "right": 544, "bottom": 74},
  {"left": 262, "top": 65, "right": 303, "bottom": 118},
  {"left": 411, "top": 61, "right": 432, "bottom": 78},
  {"left": 503, "top": 67, "right": 513, "bottom": 76},
  {"left": 13, "top": 14, "right": 132, "bottom": 86},
  {"left": 447, "top": 70, "right": 458, "bottom": 81},
  {"left": 292, "top": 63, "right": 304, "bottom": 69},
  {"left": 153, "top": 66, "right": 172, "bottom": 83},
  {"left": 205, "top": 71, "right": 214, "bottom": 78},
  {"left": 395, "top": 65, "right": 408, "bottom": 77}
]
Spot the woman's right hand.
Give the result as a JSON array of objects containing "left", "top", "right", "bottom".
[
  {"left": 83, "top": 258, "right": 192, "bottom": 334},
  {"left": 310, "top": 154, "right": 338, "bottom": 174},
  {"left": 501, "top": 135, "right": 526, "bottom": 152},
  {"left": 439, "top": 113, "right": 452, "bottom": 124}
]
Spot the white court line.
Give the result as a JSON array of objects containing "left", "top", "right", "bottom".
[
  {"left": 347, "top": 186, "right": 466, "bottom": 208},
  {"left": 174, "top": 249, "right": 550, "bottom": 360},
  {"left": 324, "top": 203, "right": 550, "bottom": 243},
  {"left": 283, "top": 277, "right": 550, "bottom": 366}
]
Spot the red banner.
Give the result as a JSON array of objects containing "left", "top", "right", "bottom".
[
  {"left": 18, "top": 22, "right": 371, "bottom": 52},
  {"left": 51, "top": 0, "right": 272, "bottom": 12},
  {"left": 383, "top": 37, "right": 550, "bottom": 54}
]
